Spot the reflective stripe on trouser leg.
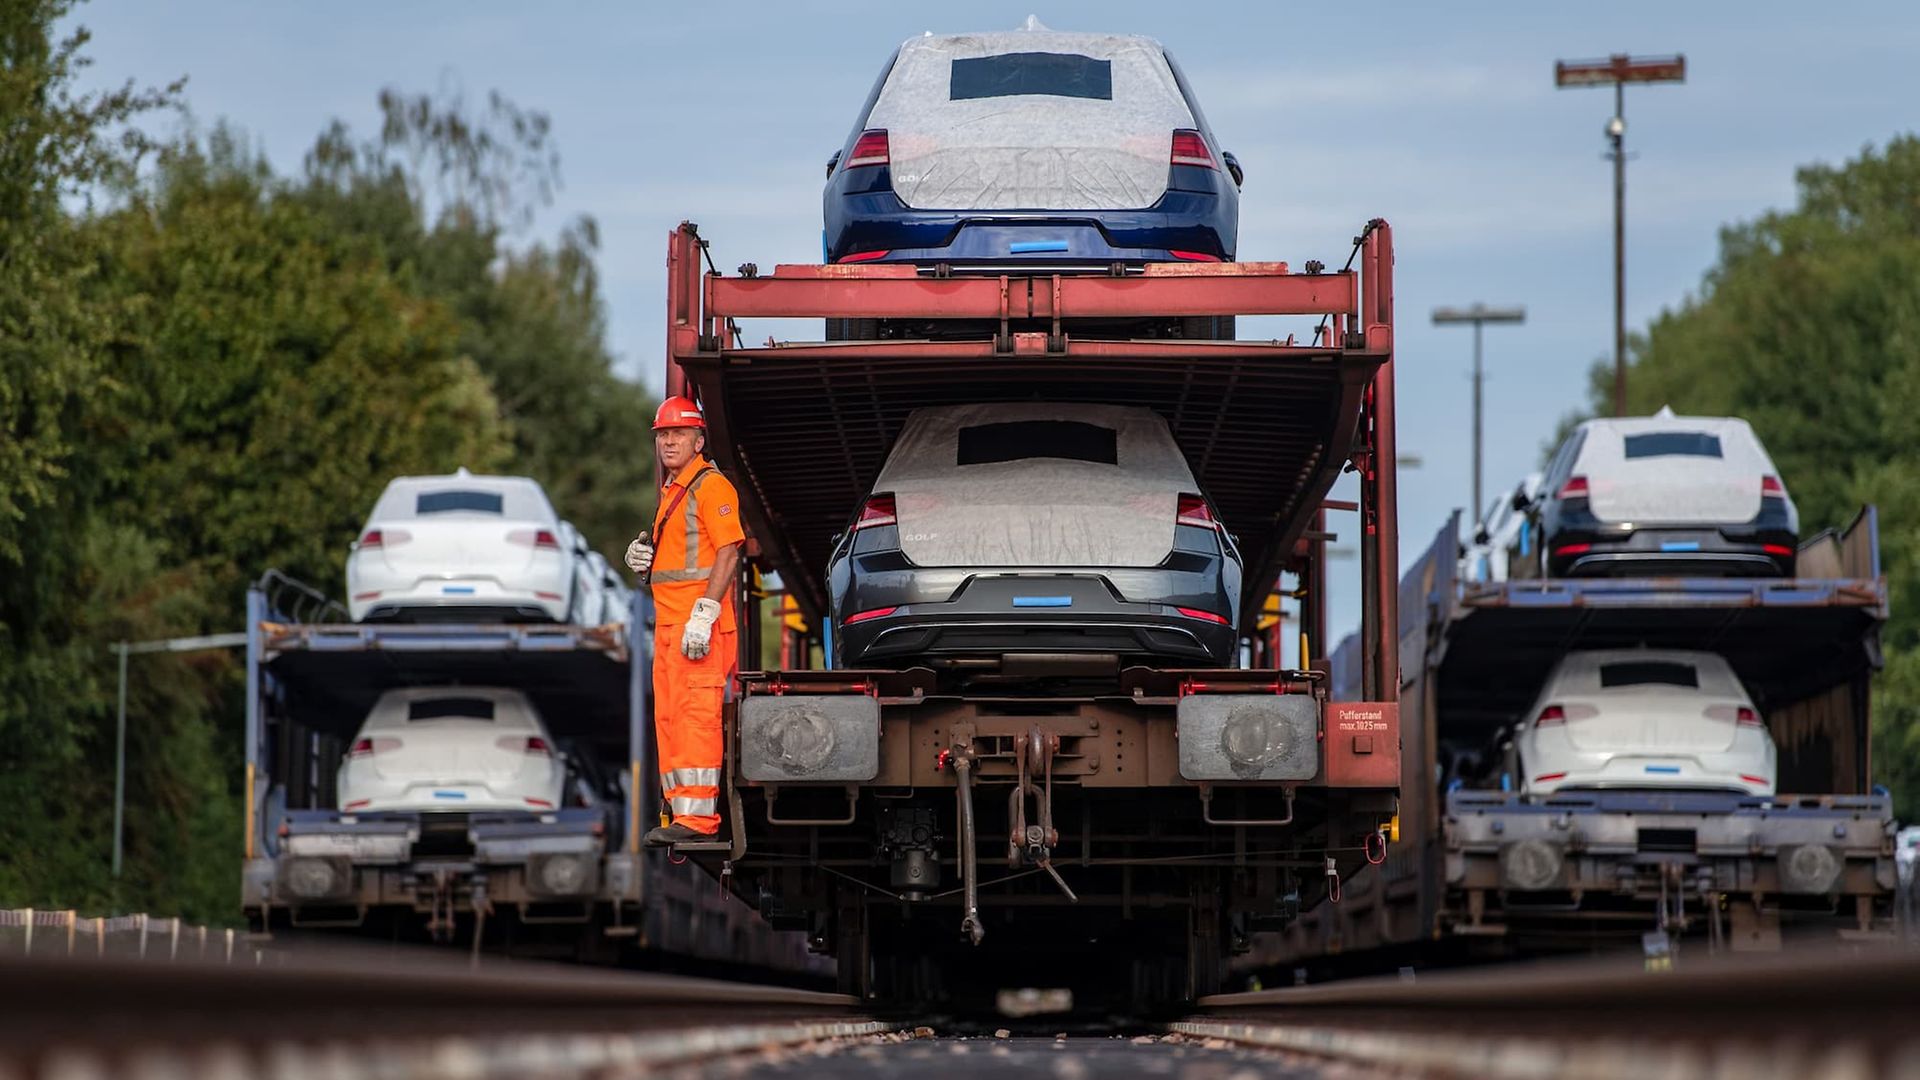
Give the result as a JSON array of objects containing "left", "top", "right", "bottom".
[
  {"left": 654, "top": 622, "right": 731, "bottom": 835},
  {"left": 661, "top": 767, "right": 720, "bottom": 790}
]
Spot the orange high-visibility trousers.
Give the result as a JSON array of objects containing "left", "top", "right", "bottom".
[{"left": 654, "top": 622, "right": 734, "bottom": 835}]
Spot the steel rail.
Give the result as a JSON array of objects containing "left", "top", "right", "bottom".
[
  {"left": 5, "top": 952, "right": 882, "bottom": 1079},
  {"left": 1174, "top": 949, "right": 1920, "bottom": 1079}
]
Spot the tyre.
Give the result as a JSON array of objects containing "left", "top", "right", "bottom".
[
  {"left": 824, "top": 318, "right": 881, "bottom": 341},
  {"left": 1179, "top": 315, "right": 1236, "bottom": 341}
]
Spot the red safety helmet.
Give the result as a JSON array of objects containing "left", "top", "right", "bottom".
[{"left": 652, "top": 396, "right": 706, "bottom": 431}]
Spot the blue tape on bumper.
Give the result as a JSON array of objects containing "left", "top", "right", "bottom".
[
  {"left": 1008, "top": 240, "right": 1069, "bottom": 253},
  {"left": 1012, "top": 596, "right": 1074, "bottom": 608}
]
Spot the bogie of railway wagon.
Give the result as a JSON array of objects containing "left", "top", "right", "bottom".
[{"left": 725, "top": 670, "right": 1396, "bottom": 1004}]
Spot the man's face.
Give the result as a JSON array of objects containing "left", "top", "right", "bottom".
[{"left": 656, "top": 425, "right": 703, "bottom": 471}]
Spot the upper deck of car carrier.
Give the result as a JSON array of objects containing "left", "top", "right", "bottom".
[{"left": 662, "top": 220, "right": 1399, "bottom": 657}]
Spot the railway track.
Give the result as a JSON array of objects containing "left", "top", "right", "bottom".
[
  {"left": 18, "top": 932, "right": 1920, "bottom": 1078},
  {"left": 5, "top": 947, "right": 884, "bottom": 1079},
  {"left": 1176, "top": 947, "right": 1920, "bottom": 1078}
]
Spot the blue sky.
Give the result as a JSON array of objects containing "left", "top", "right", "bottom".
[{"left": 74, "top": 1, "right": 1920, "bottom": 651}]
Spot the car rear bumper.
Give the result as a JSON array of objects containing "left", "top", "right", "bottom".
[
  {"left": 350, "top": 578, "right": 569, "bottom": 623},
  {"left": 841, "top": 610, "right": 1235, "bottom": 667},
  {"left": 825, "top": 188, "right": 1235, "bottom": 264},
  {"left": 832, "top": 565, "right": 1239, "bottom": 667},
  {"left": 1523, "top": 753, "right": 1772, "bottom": 797},
  {"left": 1547, "top": 526, "right": 1796, "bottom": 577}
]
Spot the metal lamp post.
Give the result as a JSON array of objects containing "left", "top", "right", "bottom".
[
  {"left": 1432, "top": 304, "right": 1526, "bottom": 519},
  {"left": 1555, "top": 53, "right": 1686, "bottom": 417},
  {"left": 111, "top": 631, "right": 248, "bottom": 877}
]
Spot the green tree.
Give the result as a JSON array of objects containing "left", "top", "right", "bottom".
[
  {"left": 1604, "top": 136, "right": 1920, "bottom": 813},
  {"left": 294, "top": 90, "right": 657, "bottom": 556},
  {"left": 2, "top": 4, "right": 652, "bottom": 917}
]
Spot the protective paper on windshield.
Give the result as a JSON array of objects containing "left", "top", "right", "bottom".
[
  {"left": 874, "top": 403, "right": 1197, "bottom": 568},
  {"left": 866, "top": 32, "right": 1195, "bottom": 211},
  {"left": 1578, "top": 417, "right": 1771, "bottom": 525}
]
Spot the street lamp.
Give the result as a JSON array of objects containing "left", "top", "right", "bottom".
[
  {"left": 110, "top": 631, "right": 247, "bottom": 878},
  {"left": 1555, "top": 53, "right": 1686, "bottom": 417},
  {"left": 1432, "top": 304, "right": 1525, "bottom": 520}
]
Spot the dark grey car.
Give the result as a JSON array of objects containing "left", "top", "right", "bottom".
[{"left": 826, "top": 403, "right": 1243, "bottom": 670}]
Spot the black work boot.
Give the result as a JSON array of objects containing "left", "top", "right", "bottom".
[{"left": 645, "top": 822, "right": 719, "bottom": 847}]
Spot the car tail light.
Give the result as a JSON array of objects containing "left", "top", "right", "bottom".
[
  {"left": 1177, "top": 606, "right": 1231, "bottom": 626},
  {"left": 343, "top": 799, "right": 371, "bottom": 811},
  {"left": 1169, "top": 250, "right": 1222, "bottom": 262},
  {"left": 845, "top": 606, "right": 898, "bottom": 625},
  {"left": 853, "top": 493, "right": 897, "bottom": 531},
  {"left": 1705, "top": 704, "right": 1763, "bottom": 725},
  {"left": 1170, "top": 129, "right": 1215, "bottom": 169},
  {"left": 1762, "top": 543, "right": 1795, "bottom": 558},
  {"left": 1557, "top": 475, "right": 1589, "bottom": 499},
  {"left": 1552, "top": 543, "right": 1592, "bottom": 557},
  {"left": 507, "top": 528, "right": 560, "bottom": 549},
  {"left": 838, "top": 249, "right": 892, "bottom": 263},
  {"left": 497, "top": 735, "right": 553, "bottom": 756},
  {"left": 846, "top": 129, "right": 890, "bottom": 168},
  {"left": 359, "top": 528, "right": 410, "bottom": 548},
  {"left": 1761, "top": 475, "right": 1787, "bottom": 497},
  {"left": 1533, "top": 772, "right": 1569, "bottom": 783},
  {"left": 1176, "top": 493, "right": 1219, "bottom": 529},
  {"left": 1534, "top": 704, "right": 1566, "bottom": 728},
  {"left": 348, "top": 737, "right": 401, "bottom": 758},
  {"left": 524, "top": 797, "right": 554, "bottom": 809},
  {"left": 1740, "top": 774, "right": 1769, "bottom": 787},
  {"left": 352, "top": 590, "right": 382, "bottom": 602}
]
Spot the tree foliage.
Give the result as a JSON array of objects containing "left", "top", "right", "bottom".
[
  {"left": 1603, "top": 136, "right": 1920, "bottom": 813},
  {"left": 0, "top": 2, "right": 653, "bottom": 918}
]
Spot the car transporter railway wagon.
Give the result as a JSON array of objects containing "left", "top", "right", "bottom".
[
  {"left": 656, "top": 220, "right": 1403, "bottom": 1004},
  {"left": 1266, "top": 508, "right": 1894, "bottom": 975},
  {"left": 239, "top": 574, "right": 814, "bottom": 975}
]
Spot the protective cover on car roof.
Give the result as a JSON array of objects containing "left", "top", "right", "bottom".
[
  {"left": 369, "top": 469, "right": 557, "bottom": 522},
  {"left": 865, "top": 30, "right": 1195, "bottom": 212},
  {"left": 874, "top": 402, "right": 1196, "bottom": 567},
  {"left": 1572, "top": 411, "right": 1778, "bottom": 525}
]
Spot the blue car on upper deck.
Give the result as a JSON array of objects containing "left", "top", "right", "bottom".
[{"left": 822, "top": 27, "right": 1242, "bottom": 276}]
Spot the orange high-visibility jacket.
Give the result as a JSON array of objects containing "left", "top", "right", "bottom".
[{"left": 650, "top": 455, "right": 746, "bottom": 630}]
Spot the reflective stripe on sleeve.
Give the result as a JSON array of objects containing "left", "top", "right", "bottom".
[{"left": 670, "top": 796, "right": 718, "bottom": 817}]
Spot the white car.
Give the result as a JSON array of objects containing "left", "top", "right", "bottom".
[
  {"left": 1462, "top": 472, "right": 1541, "bottom": 584},
  {"left": 336, "top": 687, "right": 566, "bottom": 814},
  {"left": 1897, "top": 825, "right": 1920, "bottom": 886},
  {"left": 1515, "top": 649, "right": 1776, "bottom": 797},
  {"left": 588, "top": 551, "right": 634, "bottom": 627},
  {"left": 347, "top": 469, "right": 588, "bottom": 623},
  {"left": 1513, "top": 408, "right": 1799, "bottom": 579}
]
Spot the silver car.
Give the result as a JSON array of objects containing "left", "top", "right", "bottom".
[{"left": 1515, "top": 649, "right": 1776, "bottom": 797}]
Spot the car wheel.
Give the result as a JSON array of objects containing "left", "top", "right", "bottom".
[
  {"left": 824, "top": 318, "right": 880, "bottom": 341},
  {"left": 1179, "top": 316, "right": 1235, "bottom": 341}
]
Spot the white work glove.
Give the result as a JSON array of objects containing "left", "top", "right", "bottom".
[
  {"left": 681, "top": 598, "right": 722, "bottom": 660},
  {"left": 624, "top": 533, "right": 654, "bottom": 575}
]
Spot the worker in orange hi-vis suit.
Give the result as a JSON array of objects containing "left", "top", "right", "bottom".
[{"left": 624, "top": 395, "right": 745, "bottom": 846}]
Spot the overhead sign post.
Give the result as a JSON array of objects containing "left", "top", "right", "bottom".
[{"left": 1555, "top": 54, "right": 1686, "bottom": 418}]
